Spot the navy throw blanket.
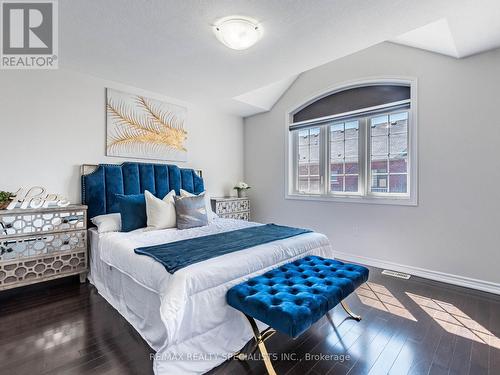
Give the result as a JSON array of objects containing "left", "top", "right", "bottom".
[{"left": 134, "top": 224, "right": 312, "bottom": 274}]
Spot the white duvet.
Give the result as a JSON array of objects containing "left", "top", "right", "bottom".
[{"left": 95, "top": 218, "right": 334, "bottom": 374}]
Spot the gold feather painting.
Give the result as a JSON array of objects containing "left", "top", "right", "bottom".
[{"left": 106, "top": 88, "right": 188, "bottom": 161}]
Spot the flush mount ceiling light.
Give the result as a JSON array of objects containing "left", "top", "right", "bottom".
[{"left": 213, "top": 16, "right": 263, "bottom": 50}]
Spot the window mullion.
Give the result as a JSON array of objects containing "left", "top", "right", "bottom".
[
  {"left": 293, "top": 132, "right": 299, "bottom": 194},
  {"left": 325, "top": 125, "right": 331, "bottom": 195},
  {"left": 308, "top": 129, "right": 312, "bottom": 193},
  {"left": 387, "top": 127, "right": 391, "bottom": 193},
  {"left": 320, "top": 125, "right": 328, "bottom": 195},
  {"left": 361, "top": 118, "right": 368, "bottom": 197},
  {"left": 343, "top": 127, "right": 346, "bottom": 193}
]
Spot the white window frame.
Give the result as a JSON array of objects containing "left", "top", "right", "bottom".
[{"left": 285, "top": 77, "right": 418, "bottom": 206}]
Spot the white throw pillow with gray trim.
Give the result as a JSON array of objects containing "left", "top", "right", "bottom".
[{"left": 145, "top": 190, "right": 176, "bottom": 230}]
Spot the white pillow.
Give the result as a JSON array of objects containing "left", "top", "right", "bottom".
[
  {"left": 91, "top": 213, "right": 121, "bottom": 233},
  {"left": 145, "top": 190, "right": 176, "bottom": 230},
  {"left": 180, "top": 189, "right": 218, "bottom": 221}
]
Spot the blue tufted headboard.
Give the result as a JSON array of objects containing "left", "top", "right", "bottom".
[{"left": 81, "top": 162, "right": 204, "bottom": 222}]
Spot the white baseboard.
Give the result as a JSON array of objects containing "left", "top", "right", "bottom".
[{"left": 335, "top": 251, "right": 500, "bottom": 296}]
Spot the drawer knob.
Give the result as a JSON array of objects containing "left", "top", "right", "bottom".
[
  {"left": 0, "top": 246, "right": 13, "bottom": 255},
  {"left": 62, "top": 215, "right": 81, "bottom": 224}
]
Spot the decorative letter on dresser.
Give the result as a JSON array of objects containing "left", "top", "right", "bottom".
[
  {"left": 211, "top": 197, "right": 250, "bottom": 221},
  {"left": 0, "top": 205, "right": 88, "bottom": 291}
]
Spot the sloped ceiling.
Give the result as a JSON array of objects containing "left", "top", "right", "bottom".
[
  {"left": 393, "top": 0, "right": 500, "bottom": 59},
  {"left": 60, "top": 1, "right": 500, "bottom": 117},
  {"left": 392, "top": 19, "right": 459, "bottom": 58},
  {"left": 233, "top": 75, "right": 298, "bottom": 116}
]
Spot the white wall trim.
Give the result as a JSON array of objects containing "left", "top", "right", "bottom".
[
  {"left": 284, "top": 192, "right": 418, "bottom": 206},
  {"left": 335, "top": 251, "right": 500, "bottom": 296}
]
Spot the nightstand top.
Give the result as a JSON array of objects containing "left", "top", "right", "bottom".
[{"left": 0, "top": 204, "right": 87, "bottom": 215}]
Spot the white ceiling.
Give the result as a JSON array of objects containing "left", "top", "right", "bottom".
[{"left": 60, "top": 1, "right": 500, "bottom": 117}]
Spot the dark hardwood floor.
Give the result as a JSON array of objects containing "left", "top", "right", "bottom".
[{"left": 1, "top": 265, "right": 499, "bottom": 375}]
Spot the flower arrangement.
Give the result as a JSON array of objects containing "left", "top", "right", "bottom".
[
  {"left": 0, "top": 191, "right": 14, "bottom": 210},
  {"left": 234, "top": 182, "right": 251, "bottom": 198}
]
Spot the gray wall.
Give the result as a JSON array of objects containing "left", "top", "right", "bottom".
[
  {"left": 0, "top": 69, "right": 244, "bottom": 203},
  {"left": 244, "top": 42, "right": 500, "bottom": 285}
]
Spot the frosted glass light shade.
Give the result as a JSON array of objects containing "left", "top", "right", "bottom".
[{"left": 213, "top": 16, "right": 263, "bottom": 50}]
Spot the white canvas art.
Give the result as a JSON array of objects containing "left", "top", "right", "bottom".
[{"left": 106, "top": 88, "right": 188, "bottom": 161}]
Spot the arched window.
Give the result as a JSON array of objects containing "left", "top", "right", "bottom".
[{"left": 287, "top": 79, "right": 417, "bottom": 205}]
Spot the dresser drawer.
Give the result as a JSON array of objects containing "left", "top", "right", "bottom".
[
  {"left": 0, "top": 208, "right": 86, "bottom": 238},
  {"left": 215, "top": 199, "right": 250, "bottom": 214},
  {"left": 0, "top": 230, "right": 87, "bottom": 261},
  {"left": 0, "top": 249, "right": 87, "bottom": 290},
  {"left": 220, "top": 212, "right": 249, "bottom": 221}
]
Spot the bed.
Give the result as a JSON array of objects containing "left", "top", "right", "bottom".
[{"left": 82, "top": 162, "right": 334, "bottom": 375}]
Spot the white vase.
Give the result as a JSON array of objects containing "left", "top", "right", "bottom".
[{"left": 237, "top": 189, "right": 247, "bottom": 198}]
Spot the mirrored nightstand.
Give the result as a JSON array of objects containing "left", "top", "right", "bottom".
[{"left": 211, "top": 197, "right": 250, "bottom": 221}]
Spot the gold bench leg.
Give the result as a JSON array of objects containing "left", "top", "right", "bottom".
[
  {"left": 340, "top": 300, "right": 361, "bottom": 321},
  {"left": 244, "top": 314, "right": 277, "bottom": 375}
]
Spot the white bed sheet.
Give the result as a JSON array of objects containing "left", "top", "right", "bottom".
[{"left": 89, "top": 218, "right": 334, "bottom": 374}]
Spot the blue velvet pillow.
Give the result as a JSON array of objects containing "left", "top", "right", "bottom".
[{"left": 114, "top": 194, "right": 147, "bottom": 232}]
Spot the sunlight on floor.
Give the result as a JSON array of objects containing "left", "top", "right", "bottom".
[
  {"left": 33, "top": 320, "right": 84, "bottom": 350},
  {"left": 406, "top": 292, "right": 500, "bottom": 349},
  {"left": 0, "top": 318, "right": 85, "bottom": 365},
  {"left": 356, "top": 282, "right": 417, "bottom": 321}
]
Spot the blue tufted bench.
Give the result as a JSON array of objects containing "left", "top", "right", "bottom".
[{"left": 226, "top": 255, "right": 369, "bottom": 374}]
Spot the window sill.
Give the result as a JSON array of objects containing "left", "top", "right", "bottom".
[{"left": 285, "top": 193, "right": 417, "bottom": 206}]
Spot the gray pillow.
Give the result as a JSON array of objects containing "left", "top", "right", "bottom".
[{"left": 174, "top": 193, "right": 209, "bottom": 230}]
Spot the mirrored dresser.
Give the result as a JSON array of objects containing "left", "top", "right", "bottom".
[
  {"left": 211, "top": 197, "right": 250, "bottom": 221},
  {"left": 0, "top": 205, "right": 88, "bottom": 291}
]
